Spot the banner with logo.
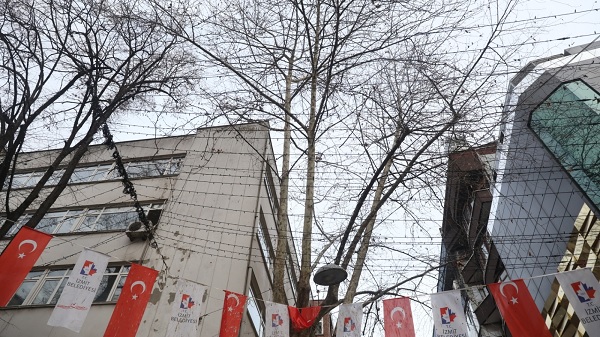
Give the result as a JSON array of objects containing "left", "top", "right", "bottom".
[
  {"left": 336, "top": 303, "right": 363, "bottom": 337},
  {"left": 103, "top": 263, "right": 159, "bottom": 337},
  {"left": 430, "top": 291, "right": 469, "bottom": 337},
  {"left": 489, "top": 279, "right": 552, "bottom": 337},
  {"left": 166, "top": 279, "right": 207, "bottom": 337},
  {"left": 383, "top": 297, "right": 415, "bottom": 337},
  {"left": 556, "top": 269, "right": 600, "bottom": 337},
  {"left": 219, "top": 290, "right": 248, "bottom": 337},
  {"left": 265, "top": 302, "right": 290, "bottom": 337},
  {"left": 0, "top": 226, "right": 52, "bottom": 306},
  {"left": 47, "top": 248, "right": 110, "bottom": 332}
]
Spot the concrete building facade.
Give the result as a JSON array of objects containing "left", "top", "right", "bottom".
[
  {"left": 438, "top": 142, "right": 505, "bottom": 337},
  {"left": 0, "top": 123, "right": 299, "bottom": 337}
]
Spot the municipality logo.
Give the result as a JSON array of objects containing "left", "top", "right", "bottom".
[
  {"left": 80, "top": 260, "right": 97, "bottom": 276},
  {"left": 271, "top": 313, "right": 284, "bottom": 327},
  {"left": 572, "top": 281, "right": 596, "bottom": 303},
  {"left": 343, "top": 317, "right": 356, "bottom": 332},
  {"left": 440, "top": 307, "right": 457, "bottom": 324},
  {"left": 180, "top": 294, "right": 195, "bottom": 309}
]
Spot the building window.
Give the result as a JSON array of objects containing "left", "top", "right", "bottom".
[
  {"left": 5, "top": 203, "right": 163, "bottom": 236},
  {"left": 264, "top": 169, "right": 279, "bottom": 218},
  {"left": 7, "top": 265, "right": 130, "bottom": 307},
  {"left": 530, "top": 80, "right": 600, "bottom": 210},
  {"left": 247, "top": 286, "right": 265, "bottom": 337},
  {"left": 5, "top": 157, "right": 184, "bottom": 190},
  {"left": 256, "top": 210, "right": 275, "bottom": 272},
  {"left": 314, "top": 319, "right": 323, "bottom": 335}
]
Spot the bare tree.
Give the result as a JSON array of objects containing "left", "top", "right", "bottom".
[
  {"left": 0, "top": 0, "right": 196, "bottom": 238},
  {"left": 149, "top": 0, "right": 520, "bottom": 335}
]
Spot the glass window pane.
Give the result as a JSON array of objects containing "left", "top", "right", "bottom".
[
  {"left": 126, "top": 162, "right": 156, "bottom": 178},
  {"left": 26, "top": 271, "right": 45, "bottom": 280},
  {"left": 25, "top": 172, "right": 43, "bottom": 188},
  {"left": 530, "top": 80, "right": 600, "bottom": 210},
  {"left": 89, "top": 165, "right": 111, "bottom": 182},
  {"left": 37, "top": 212, "right": 67, "bottom": 233},
  {"left": 106, "top": 165, "right": 120, "bottom": 179},
  {"left": 54, "top": 210, "right": 83, "bottom": 234},
  {"left": 11, "top": 173, "right": 31, "bottom": 188},
  {"left": 32, "top": 280, "right": 60, "bottom": 305},
  {"left": 96, "top": 209, "right": 138, "bottom": 231},
  {"left": 48, "top": 169, "right": 64, "bottom": 185},
  {"left": 8, "top": 281, "right": 37, "bottom": 306},
  {"left": 168, "top": 158, "right": 182, "bottom": 175},
  {"left": 112, "top": 275, "right": 127, "bottom": 301},
  {"left": 94, "top": 274, "right": 118, "bottom": 302},
  {"left": 8, "top": 214, "right": 30, "bottom": 236},
  {"left": 47, "top": 269, "right": 68, "bottom": 277},
  {"left": 78, "top": 211, "right": 101, "bottom": 232},
  {"left": 70, "top": 167, "right": 97, "bottom": 183},
  {"left": 49, "top": 278, "right": 68, "bottom": 305}
]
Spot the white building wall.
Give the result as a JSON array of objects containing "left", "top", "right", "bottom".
[{"left": 0, "top": 123, "right": 293, "bottom": 337}]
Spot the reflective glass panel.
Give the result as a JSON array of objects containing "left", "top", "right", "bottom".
[{"left": 530, "top": 80, "right": 600, "bottom": 210}]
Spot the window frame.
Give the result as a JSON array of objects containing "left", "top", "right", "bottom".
[
  {"left": 4, "top": 156, "right": 185, "bottom": 191},
  {"left": 256, "top": 209, "right": 275, "bottom": 274},
  {"left": 4, "top": 203, "right": 164, "bottom": 236},
  {"left": 7, "top": 264, "right": 130, "bottom": 307},
  {"left": 247, "top": 283, "right": 265, "bottom": 337}
]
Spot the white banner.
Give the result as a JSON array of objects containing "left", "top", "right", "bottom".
[
  {"left": 556, "top": 269, "right": 600, "bottom": 337},
  {"left": 166, "top": 279, "right": 207, "bottom": 337},
  {"left": 265, "top": 302, "right": 289, "bottom": 337},
  {"left": 47, "top": 249, "right": 110, "bottom": 332},
  {"left": 336, "top": 303, "right": 363, "bottom": 337},
  {"left": 431, "top": 291, "right": 469, "bottom": 337}
]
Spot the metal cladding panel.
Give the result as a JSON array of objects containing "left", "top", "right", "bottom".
[{"left": 489, "top": 47, "right": 600, "bottom": 311}]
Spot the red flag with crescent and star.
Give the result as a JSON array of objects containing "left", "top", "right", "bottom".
[
  {"left": 288, "top": 305, "right": 322, "bottom": 330},
  {"left": 488, "top": 279, "right": 552, "bottom": 337},
  {"left": 103, "top": 263, "right": 158, "bottom": 337},
  {"left": 383, "top": 297, "right": 415, "bottom": 337},
  {"left": 0, "top": 226, "right": 52, "bottom": 306},
  {"left": 219, "top": 290, "right": 248, "bottom": 337}
]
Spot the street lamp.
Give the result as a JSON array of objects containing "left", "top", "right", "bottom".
[{"left": 313, "top": 264, "right": 348, "bottom": 286}]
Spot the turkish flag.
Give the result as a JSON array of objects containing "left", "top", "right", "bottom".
[
  {"left": 488, "top": 279, "right": 552, "bottom": 337},
  {"left": 0, "top": 226, "right": 52, "bottom": 306},
  {"left": 219, "top": 290, "right": 248, "bottom": 337},
  {"left": 288, "top": 305, "right": 321, "bottom": 330},
  {"left": 383, "top": 297, "right": 415, "bottom": 337},
  {"left": 103, "top": 263, "right": 158, "bottom": 337}
]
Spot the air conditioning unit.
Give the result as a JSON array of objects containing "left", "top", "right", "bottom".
[{"left": 126, "top": 221, "right": 152, "bottom": 241}]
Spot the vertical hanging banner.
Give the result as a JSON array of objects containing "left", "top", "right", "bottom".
[
  {"left": 556, "top": 269, "right": 600, "bottom": 337},
  {"left": 219, "top": 290, "right": 248, "bottom": 337},
  {"left": 488, "top": 279, "right": 552, "bottom": 337},
  {"left": 103, "top": 263, "right": 159, "bottom": 337},
  {"left": 430, "top": 291, "right": 469, "bottom": 337},
  {"left": 265, "top": 302, "right": 290, "bottom": 337},
  {"left": 47, "top": 249, "right": 110, "bottom": 332},
  {"left": 166, "top": 279, "right": 207, "bottom": 337},
  {"left": 383, "top": 297, "right": 415, "bottom": 337},
  {"left": 336, "top": 303, "right": 363, "bottom": 337},
  {"left": 0, "top": 226, "right": 52, "bottom": 306}
]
